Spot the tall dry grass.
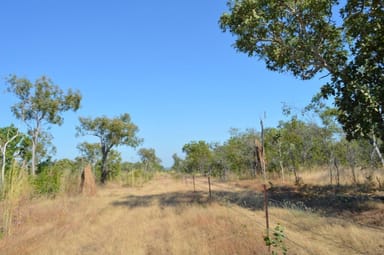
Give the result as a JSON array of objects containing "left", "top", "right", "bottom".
[
  {"left": 278, "top": 166, "right": 384, "bottom": 188},
  {"left": 1, "top": 162, "right": 31, "bottom": 237},
  {"left": 0, "top": 174, "right": 383, "bottom": 254}
]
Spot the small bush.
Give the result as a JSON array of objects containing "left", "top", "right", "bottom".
[
  {"left": 33, "top": 166, "right": 62, "bottom": 196},
  {"left": 264, "top": 224, "right": 288, "bottom": 255}
]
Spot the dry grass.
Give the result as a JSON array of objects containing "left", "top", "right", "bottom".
[
  {"left": 0, "top": 175, "right": 267, "bottom": 255},
  {"left": 264, "top": 207, "right": 384, "bottom": 255},
  {"left": 1, "top": 173, "right": 383, "bottom": 255}
]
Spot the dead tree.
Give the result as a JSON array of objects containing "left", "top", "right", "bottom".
[{"left": 255, "top": 138, "right": 266, "bottom": 179}]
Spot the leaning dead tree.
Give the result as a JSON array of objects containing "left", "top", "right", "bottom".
[{"left": 255, "top": 138, "right": 266, "bottom": 180}]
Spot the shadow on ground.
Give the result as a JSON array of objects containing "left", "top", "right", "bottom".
[
  {"left": 267, "top": 184, "right": 384, "bottom": 214},
  {"left": 111, "top": 189, "right": 265, "bottom": 210},
  {"left": 112, "top": 191, "right": 209, "bottom": 208},
  {"left": 111, "top": 183, "right": 384, "bottom": 226}
]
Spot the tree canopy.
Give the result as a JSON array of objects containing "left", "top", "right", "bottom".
[
  {"left": 138, "top": 148, "right": 162, "bottom": 172},
  {"left": 77, "top": 113, "right": 142, "bottom": 183},
  {"left": 6, "top": 75, "right": 82, "bottom": 175},
  {"left": 220, "top": 0, "right": 384, "bottom": 147},
  {"left": 182, "top": 141, "right": 212, "bottom": 175}
]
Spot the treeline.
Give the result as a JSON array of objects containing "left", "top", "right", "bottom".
[
  {"left": 0, "top": 76, "right": 163, "bottom": 198},
  {"left": 0, "top": 125, "right": 163, "bottom": 196},
  {"left": 172, "top": 108, "right": 383, "bottom": 184}
]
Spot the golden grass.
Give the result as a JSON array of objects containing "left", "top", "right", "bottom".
[
  {"left": 290, "top": 166, "right": 384, "bottom": 187},
  {"left": 264, "top": 207, "right": 384, "bottom": 255},
  {"left": 1, "top": 173, "right": 383, "bottom": 255}
]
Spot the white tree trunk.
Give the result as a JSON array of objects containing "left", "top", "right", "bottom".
[
  {"left": 0, "top": 131, "right": 19, "bottom": 187},
  {"left": 372, "top": 135, "right": 384, "bottom": 168}
]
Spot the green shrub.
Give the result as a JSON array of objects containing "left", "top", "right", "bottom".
[
  {"left": 264, "top": 224, "right": 288, "bottom": 255},
  {"left": 33, "top": 166, "right": 62, "bottom": 196}
]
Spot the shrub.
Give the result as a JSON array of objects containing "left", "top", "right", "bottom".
[{"left": 33, "top": 165, "right": 62, "bottom": 196}]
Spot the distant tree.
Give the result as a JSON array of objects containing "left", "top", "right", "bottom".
[
  {"left": 222, "top": 128, "right": 259, "bottom": 177},
  {"left": 77, "top": 142, "right": 101, "bottom": 169},
  {"left": 6, "top": 75, "right": 81, "bottom": 175},
  {"left": 77, "top": 113, "right": 142, "bottom": 183},
  {"left": 138, "top": 148, "right": 162, "bottom": 172},
  {"left": 210, "top": 143, "right": 230, "bottom": 179},
  {"left": 171, "top": 153, "right": 183, "bottom": 173},
  {"left": 182, "top": 141, "right": 212, "bottom": 175},
  {"left": 220, "top": 0, "right": 384, "bottom": 162}
]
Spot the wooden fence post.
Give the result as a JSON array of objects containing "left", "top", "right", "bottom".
[
  {"left": 263, "top": 183, "right": 270, "bottom": 251},
  {"left": 208, "top": 175, "right": 212, "bottom": 200}
]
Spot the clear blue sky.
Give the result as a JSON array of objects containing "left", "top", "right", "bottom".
[{"left": 0, "top": 0, "right": 323, "bottom": 167}]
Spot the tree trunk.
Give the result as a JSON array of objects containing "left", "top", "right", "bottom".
[
  {"left": 1, "top": 147, "right": 6, "bottom": 188},
  {"left": 334, "top": 158, "right": 340, "bottom": 186},
  {"left": 351, "top": 164, "right": 357, "bottom": 184},
  {"left": 100, "top": 150, "right": 109, "bottom": 184},
  {"left": 31, "top": 138, "right": 36, "bottom": 175},
  {"left": 278, "top": 142, "right": 284, "bottom": 183},
  {"left": 329, "top": 161, "right": 333, "bottom": 185},
  {"left": 208, "top": 175, "right": 212, "bottom": 200},
  {"left": 372, "top": 135, "right": 384, "bottom": 168},
  {"left": 252, "top": 149, "right": 257, "bottom": 177},
  {"left": 193, "top": 174, "right": 196, "bottom": 192}
]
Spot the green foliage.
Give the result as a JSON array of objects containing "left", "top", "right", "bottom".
[
  {"left": 77, "top": 113, "right": 142, "bottom": 183},
  {"left": 171, "top": 153, "right": 184, "bottom": 173},
  {"left": 77, "top": 142, "right": 101, "bottom": 167},
  {"left": 33, "top": 161, "right": 63, "bottom": 196},
  {"left": 176, "top": 103, "right": 379, "bottom": 182},
  {"left": 182, "top": 140, "right": 213, "bottom": 175},
  {"left": 214, "top": 128, "right": 259, "bottom": 177},
  {"left": 220, "top": 0, "right": 384, "bottom": 150},
  {"left": 0, "top": 126, "right": 31, "bottom": 187},
  {"left": 220, "top": 0, "right": 344, "bottom": 79},
  {"left": 6, "top": 75, "right": 82, "bottom": 175},
  {"left": 264, "top": 224, "right": 288, "bottom": 255},
  {"left": 95, "top": 149, "right": 122, "bottom": 181},
  {"left": 138, "top": 148, "right": 163, "bottom": 172}
]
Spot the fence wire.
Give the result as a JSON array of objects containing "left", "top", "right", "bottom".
[{"left": 182, "top": 175, "right": 382, "bottom": 255}]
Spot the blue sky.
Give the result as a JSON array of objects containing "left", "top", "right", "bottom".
[{"left": 1, "top": 0, "right": 324, "bottom": 167}]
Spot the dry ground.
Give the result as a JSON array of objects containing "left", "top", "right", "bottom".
[{"left": 1, "top": 174, "right": 384, "bottom": 255}]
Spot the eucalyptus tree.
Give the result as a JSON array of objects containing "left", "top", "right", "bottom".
[
  {"left": 77, "top": 113, "right": 142, "bottom": 183},
  {"left": 138, "top": 148, "right": 162, "bottom": 172},
  {"left": 220, "top": 0, "right": 384, "bottom": 163},
  {"left": 6, "top": 75, "right": 81, "bottom": 175}
]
